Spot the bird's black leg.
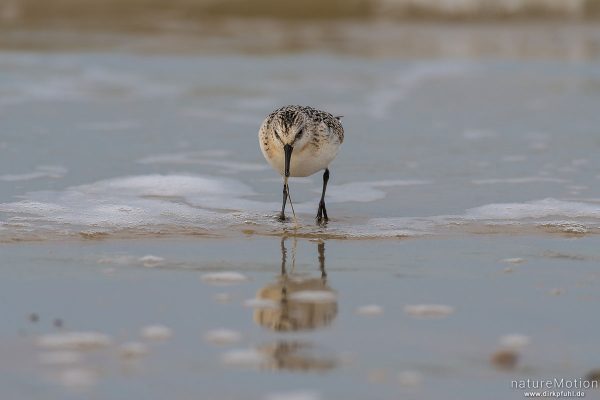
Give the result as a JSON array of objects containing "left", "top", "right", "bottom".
[
  {"left": 279, "top": 183, "right": 288, "bottom": 221},
  {"left": 318, "top": 241, "right": 327, "bottom": 280},
  {"left": 280, "top": 236, "right": 287, "bottom": 275},
  {"left": 316, "top": 168, "right": 329, "bottom": 223}
]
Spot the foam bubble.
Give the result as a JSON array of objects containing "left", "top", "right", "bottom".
[
  {"left": 0, "top": 200, "right": 68, "bottom": 214},
  {"left": 98, "top": 255, "right": 137, "bottom": 265},
  {"left": 501, "top": 258, "right": 525, "bottom": 264},
  {"left": 138, "top": 255, "right": 165, "bottom": 268},
  {"left": 499, "top": 334, "right": 531, "bottom": 349},
  {"left": 404, "top": 304, "right": 454, "bottom": 318},
  {"left": 221, "top": 348, "right": 267, "bottom": 367},
  {"left": 466, "top": 198, "right": 600, "bottom": 220},
  {"left": 540, "top": 221, "right": 589, "bottom": 234},
  {"left": 37, "top": 332, "right": 112, "bottom": 350},
  {"left": 201, "top": 272, "right": 249, "bottom": 285},
  {"left": 140, "top": 325, "right": 173, "bottom": 340}
]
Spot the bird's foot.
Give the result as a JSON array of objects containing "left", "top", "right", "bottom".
[
  {"left": 278, "top": 212, "right": 287, "bottom": 222},
  {"left": 316, "top": 202, "right": 328, "bottom": 226},
  {"left": 316, "top": 217, "right": 328, "bottom": 227}
]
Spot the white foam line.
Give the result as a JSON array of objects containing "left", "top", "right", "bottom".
[
  {"left": 368, "top": 198, "right": 600, "bottom": 236},
  {"left": 465, "top": 198, "right": 600, "bottom": 219},
  {"left": 1, "top": 170, "right": 599, "bottom": 240}
]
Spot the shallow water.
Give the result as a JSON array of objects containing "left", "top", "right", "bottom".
[
  {"left": 1, "top": 22, "right": 600, "bottom": 399},
  {"left": 3, "top": 236, "right": 600, "bottom": 399},
  {"left": 1, "top": 43, "right": 600, "bottom": 240}
]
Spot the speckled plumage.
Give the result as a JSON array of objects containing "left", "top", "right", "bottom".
[
  {"left": 258, "top": 105, "right": 344, "bottom": 222},
  {"left": 258, "top": 105, "right": 344, "bottom": 177}
]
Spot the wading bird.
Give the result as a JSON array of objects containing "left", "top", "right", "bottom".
[{"left": 258, "top": 105, "right": 344, "bottom": 223}]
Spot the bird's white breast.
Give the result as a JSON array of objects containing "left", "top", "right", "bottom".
[{"left": 260, "top": 139, "right": 340, "bottom": 178}]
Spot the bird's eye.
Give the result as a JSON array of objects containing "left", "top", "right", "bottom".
[{"left": 293, "top": 129, "right": 303, "bottom": 144}]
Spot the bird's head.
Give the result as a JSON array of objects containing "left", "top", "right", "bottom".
[{"left": 270, "top": 110, "right": 309, "bottom": 177}]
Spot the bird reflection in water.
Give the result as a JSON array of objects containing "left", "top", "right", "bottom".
[
  {"left": 251, "top": 238, "right": 339, "bottom": 372},
  {"left": 257, "top": 341, "right": 337, "bottom": 372},
  {"left": 253, "top": 237, "right": 337, "bottom": 332}
]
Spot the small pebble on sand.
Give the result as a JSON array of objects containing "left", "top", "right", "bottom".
[
  {"left": 491, "top": 349, "right": 519, "bottom": 369},
  {"left": 585, "top": 369, "right": 600, "bottom": 384}
]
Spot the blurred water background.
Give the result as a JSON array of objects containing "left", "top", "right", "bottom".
[{"left": 1, "top": 1, "right": 600, "bottom": 399}]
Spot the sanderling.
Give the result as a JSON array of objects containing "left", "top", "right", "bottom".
[{"left": 258, "top": 105, "right": 344, "bottom": 223}]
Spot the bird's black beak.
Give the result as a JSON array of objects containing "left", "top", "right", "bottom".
[{"left": 283, "top": 144, "right": 293, "bottom": 178}]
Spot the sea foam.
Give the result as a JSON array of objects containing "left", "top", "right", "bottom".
[{"left": 1, "top": 172, "right": 599, "bottom": 241}]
